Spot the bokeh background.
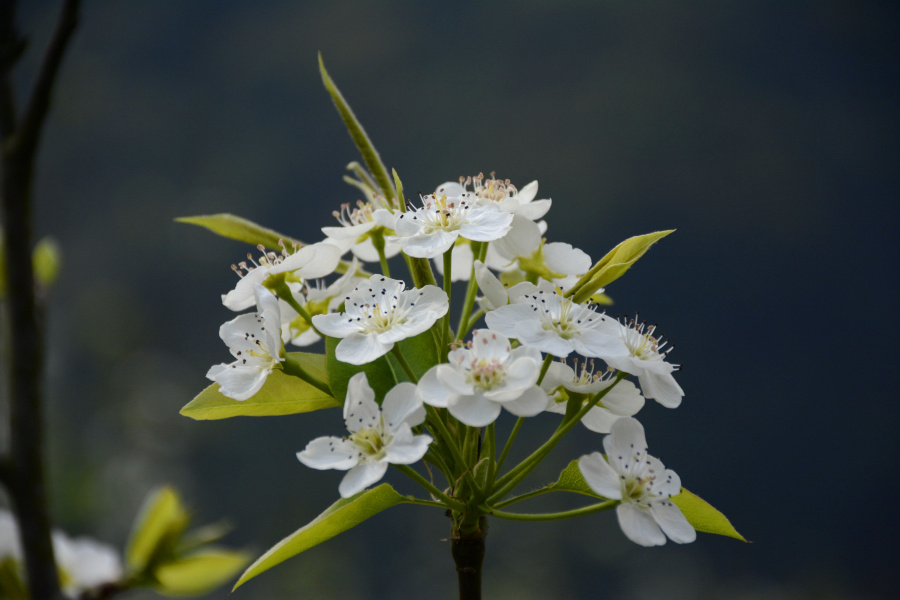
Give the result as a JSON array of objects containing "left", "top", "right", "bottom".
[{"left": 1, "top": 1, "right": 898, "bottom": 598}]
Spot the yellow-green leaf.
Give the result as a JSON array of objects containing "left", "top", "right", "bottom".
[
  {"left": 671, "top": 488, "right": 746, "bottom": 541},
  {"left": 33, "top": 236, "right": 61, "bottom": 288},
  {"left": 233, "top": 484, "right": 407, "bottom": 590},
  {"left": 126, "top": 486, "right": 190, "bottom": 573},
  {"left": 319, "top": 53, "right": 394, "bottom": 201},
  {"left": 571, "top": 230, "right": 674, "bottom": 303},
  {"left": 180, "top": 353, "right": 339, "bottom": 420},
  {"left": 0, "top": 558, "right": 28, "bottom": 600},
  {"left": 548, "top": 459, "right": 600, "bottom": 497},
  {"left": 154, "top": 550, "right": 251, "bottom": 597}
]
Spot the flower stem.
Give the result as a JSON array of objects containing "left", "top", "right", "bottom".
[
  {"left": 281, "top": 355, "right": 333, "bottom": 396},
  {"left": 488, "top": 373, "right": 627, "bottom": 503},
  {"left": 459, "top": 309, "right": 485, "bottom": 338},
  {"left": 269, "top": 278, "right": 318, "bottom": 331},
  {"left": 491, "top": 417, "right": 524, "bottom": 489},
  {"left": 536, "top": 353, "right": 554, "bottom": 386},
  {"left": 484, "top": 423, "right": 496, "bottom": 488},
  {"left": 456, "top": 241, "right": 486, "bottom": 339},
  {"left": 488, "top": 500, "right": 617, "bottom": 521},
  {"left": 370, "top": 228, "right": 391, "bottom": 278},
  {"left": 424, "top": 405, "right": 482, "bottom": 495},
  {"left": 390, "top": 346, "right": 418, "bottom": 383},
  {"left": 394, "top": 464, "right": 466, "bottom": 511},
  {"left": 442, "top": 243, "right": 454, "bottom": 359},
  {"left": 492, "top": 487, "right": 552, "bottom": 509}
]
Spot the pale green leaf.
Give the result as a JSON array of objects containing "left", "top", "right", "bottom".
[
  {"left": 32, "top": 236, "right": 61, "bottom": 288},
  {"left": 325, "top": 336, "right": 398, "bottom": 404},
  {"left": 318, "top": 53, "right": 394, "bottom": 200},
  {"left": 671, "top": 488, "right": 746, "bottom": 541},
  {"left": 154, "top": 550, "right": 251, "bottom": 597},
  {"left": 233, "top": 484, "right": 407, "bottom": 590},
  {"left": 126, "top": 486, "right": 190, "bottom": 573},
  {"left": 572, "top": 230, "right": 674, "bottom": 303},
  {"left": 0, "top": 558, "right": 28, "bottom": 600},
  {"left": 548, "top": 459, "right": 600, "bottom": 497},
  {"left": 180, "top": 353, "right": 339, "bottom": 420}
]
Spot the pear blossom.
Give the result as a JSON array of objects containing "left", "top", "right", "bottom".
[
  {"left": 223, "top": 241, "right": 342, "bottom": 311},
  {"left": 53, "top": 531, "right": 124, "bottom": 597},
  {"left": 578, "top": 418, "right": 695, "bottom": 547},
  {"left": 474, "top": 259, "right": 536, "bottom": 311},
  {"left": 207, "top": 284, "right": 284, "bottom": 400},
  {"left": 492, "top": 215, "right": 591, "bottom": 283},
  {"left": 417, "top": 330, "right": 547, "bottom": 427},
  {"left": 280, "top": 258, "right": 367, "bottom": 346},
  {"left": 312, "top": 275, "right": 448, "bottom": 365},
  {"left": 322, "top": 199, "right": 401, "bottom": 262},
  {"left": 596, "top": 316, "right": 684, "bottom": 408},
  {"left": 0, "top": 510, "right": 21, "bottom": 560},
  {"left": 436, "top": 173, "right": 552, "bottom": 221},
  {"left": 298, "top": 373, "right": 432, "bottom": 498},
  {"left": 388, "top": 192, "right": 513, "bottom": 259},
  {"left": 541, "top": 360, "right": 644, "bottom": 433},
  {"left": 484, "top": 281, "right": 628, "bottom": 359}
]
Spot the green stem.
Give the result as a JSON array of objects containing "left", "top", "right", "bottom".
[
  {"left": 488, "top": 373, "right": 627, "bottom": 503},
  {"left": 424, "top": 405, "right": 481, "bottom": 495},
  {"left": 403, "top": 497, "right": 452, "bottom": 509},
  {"left": 370, "top": 229, "right": 390, "bottom": 278},
  {"left": 390, "top": 346, "right": 418, "bottom": 383},
  {"left": 394, "top": 464, "right": 466, "bottom": 511},
  {"left": 492, "top": 417, "right": 524, "bottom": 487},
  {"left": 484, "top": 423, "right": 496, "bottom": 488},
  {"left": 536, "top": 354, "right": 554, "bottom": 386},
  {"left": 492, "top": 488, "right": 553, "bottom": 509},
  {"left": 281, "top": 355, "right": 333, "bottom": 396},
  {"left": 442, "top": 243, "right": 454, "bottom": 358},
  {"left": 488, "top": 500, "right": 617, "bottom": 522},
  {"left": 270, "top": 279, "right": 317, "bottom": 329},
  {"left": 456, "top": 241, "right": 486, "bottom": 339},
  {"left": 460, "top": 310, "right": 485, "bottom": 338}
]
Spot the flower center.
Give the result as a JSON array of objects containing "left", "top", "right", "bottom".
[
  {"left": 622, "top": 474, "right": 656, "bottom": 505},
  {"left": 357, "top": 298, "right": 410, "bottom": 334},
  {"left": 333, "top": 201, "right": 376, "bottom": 227},
  {"left": 418, "top": 194, "right": 472, "bottom": 231},
  {"left": 470, "top": 172, "right": 517, "bottom": 203},
  {"left": 468, "top": 358, "right": 506, "bottom": 390},
  {"left": 349, "top": 426, "right": 388, "bottom": 459},
  {"left": 231, "top": 240, "right": 300, "bottom": 278},
  {"left": 619, "top": 317, "right": 670, "bottom": 361}
]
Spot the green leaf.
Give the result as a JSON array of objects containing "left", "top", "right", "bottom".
[
  {"left": 32, "top": 236, "right": 61, "bottom": 288},
  {"left": 0, "top": 558, "right": 28, "bottom": 600},
  {"left": 325, "top": 336, "right": 398, "bottom": 404},
  {"left": 154, "top": 550, "right": 251, "bottom": 597},
  {"left": 671, "top": 488, "right": 746, "bottom": 542},
  {"left": 549, "top": 460, "right": 746, "bottom": 541},
  {"left": 386, "top": 329, "right": 440, "bottom": 383},
  {"left": 180, "top": 353, "right": 339, "bottom": 420},
  {"left": 126, "top": 486, "right": 190, "bottom": 573},
  {"left": 176, "top": 214, "right": 360, "bottom": 276},
  {"left": 572, "top": 230, "right": 674, "bottom": 303},
  {"left": 176, "top": 520, "right": 233, "bottom": 555},
  {"left": 233, "top": 484, "right": 407, "bottom": 590},
  {"left": 318, "top": 53, "right": 394, "bottom": 201}
]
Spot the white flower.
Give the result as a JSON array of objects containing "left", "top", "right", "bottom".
[
  {"left": 578, "top": 417, "right": 696, "bottom": 547},
  {"left": 280, "top": 258, "right": 367, "bottom": 347},
  {"left": 492, "top": 215, "right": 591, "bottom": 282},
  {"left": 474, "top": 260, "right": 536, "bottom": 311},
  {"left": 596, "top": 316, "right": 684, "bottom": 408},
  {"left": 0, "top": 510, "right": 21, "bottom": 560},
  {"left": 541, "top": 360, "right": 644, "bottom": 433},
  {"left": 206, "top": 284, "right": 284, "bottom": 400},
  {"left": 321, "top": 200, "right": 401, "bottom": 262},
  {"left": 436, "top": 174, "right": 552, "bottom": 221},
  {"left": 223, "top": 241, "right": 342, "bottom": 311},
  {"left": 388, "top": 193, "right": 513, "bottom": 259},
  {"left": 484, "top": 281, "right": 627, "bottom": 359},
  {"left": 53, "top": 531, "right": 123, "bottom": 597},
  {"left": 312, "top": 275, "right": 448, "bottom": 365},
  {"left": 417, "top": 330, "right": 547, "bottom": 427},
  {"left": 298, "top": 373, "right": 432, "bottom": 498}
]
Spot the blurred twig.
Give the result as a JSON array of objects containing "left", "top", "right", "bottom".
[{"left": 0, "top": 1, "right": 81, "bottom": 600}]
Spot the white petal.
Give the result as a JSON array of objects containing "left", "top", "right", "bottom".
[
  {"left": 474, "top": 260, "right": 507, "bottom": 310},
  {"left": 599, "top": 380, "right": 645, "bottom": 417},
  {"left": 650, "top": 501, "right": 696, "bottom": 544},
  {"left": 603, "top": 417, "right": 648, "bottom": 474},
  {"left": 400, "top": 230, "right": 458, "bottom": 259},
  {"left": 570, "top": 330, "right": 629, "bottom": 359},
  {"left": 471, "top": 329, "right": 512, "bottom": 363},
  {"left": 335, "top": 332, "right": 391, "bottom": 365},
  {"left": 459, "top": 208, "right": 514, "bottom": 242},
  {"left": 483, "top": 354, "right": 539, "bottom": 401},
  {"left": 437, "top": 364, "right": 475, "bottom": 396},
  {"left": 253, "top": 284, "right": 281, "bottom": 317},
  {"left": 540, "top": 361, "right": 575, "bottom": 392},
  {"left": 580, "top": 406, "right": 620, "bottom": 433},
  {"left": 653, "top": 468, "right": 682, "bottom": 500},
  {"left": 506, "top": 281, "right": 538, "bottom": 303},
  {"left": 435, "top": 181, "right": 466, "bottom": 197},
  {"left": 514, "top": 198, "right": 552, "bottom": 221},
  {"left": 405, "top": 285, "right": 450, "bottom": 318},
  {"left": 383, "top": 382, "right": 426, "bottom": 432},
  {"left": 514, "top": 320, "right": 574, "bottom": 357},
  {"left": 222, "top": 266, "right": 267, "bottom": 311},
  {"left": 447, "top": 393, "right": 502, "bottom": 427},
  {"left": 484, "top": 303, "right": 535, "bottom": 338},
  {"left": 384, "top": 426, "right": 432, "bottom": 464},
  {"left": 492, "top": 215, "right": 541, "bottom": 260},
  {"left": 515, "top": 180, "right": 539, "bottom": 204},
  {"left": 372, "top": 208, "right": 396, "bottom": 229},
  {"left": 392, "top": 212, "right": 421, "bottom": 236},
  {"left": 343, "top": 372, "right": 381, "bottom": 433},
  {"left": 500, "top": 386, "right": 548, "bottom": 417},
  {"left": 297, "top": 437, "right": 360, "bottom": 470},
  {"left": 639, "top": 372, "right": 684, "bottom": 408},
  {"left": 617, "top": 503, "right": 667, "bottom": 546},
  {"left": 418, "top": 366, "right": 453, "bottom": 408},
  {"left": 578, "top": 452, "right": 623, "bottom": 499},
  {"left": 208, "top": 364, "right": 269, "bottom": 401},
  {"left": 219, "top": 313, "right": 265, "bottom": 354},
  {"left": 321, "top": 221, "right": 376, "bottom": 240},
  {"left": 312, "top": 312, "right": 362, "bottom": 338},
  {"left": 543, "top": 243, "right": 591, "bottom": 275},
  {"left": 53, "top": 535, "right": 123, "bottom": 591},
  {"left": 350, "top": 237, "right": 381, "bottom": 262},
  {"left": 339, "top": 461, "right": 389, "bottom": 498}
]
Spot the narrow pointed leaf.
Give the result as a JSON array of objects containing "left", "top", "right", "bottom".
[
  {"left": 181, "top": 353, "right": 339, "bottom": 420},
  {"left": 571, "top": 230, "right": 674, "bottom": 303},
  {"left": 126, "top": 486, "right": 190, "bottom": 572},
  {"left": 325, "top": 336, "right": 398, "bottom": 404},
  {"left": 319, "top": 53, "right": 394, "bottom": 200},
  {"left": 154, "top": 550, "right": 251, "bottom": 596},
  {"left": 233, "top": 485, "right": 407, "bottom": 590}
]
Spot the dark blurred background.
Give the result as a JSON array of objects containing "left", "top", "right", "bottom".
[{"left": 1, "top": 1, "right": 898, "bottom": 598}]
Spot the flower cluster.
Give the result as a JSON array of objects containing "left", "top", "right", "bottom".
[{"left": 198, "top": 169, "right": 696, "bottom": 548}]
